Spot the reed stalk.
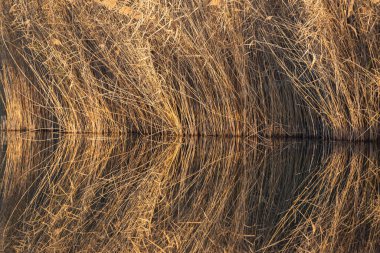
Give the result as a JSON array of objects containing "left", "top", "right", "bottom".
[{"left": 0, "top": 0, "right": 378, "bottom": 139}]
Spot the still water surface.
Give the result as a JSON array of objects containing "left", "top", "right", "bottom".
[{"left": 0, "top": 133, "right": 379, "bottom": 252}]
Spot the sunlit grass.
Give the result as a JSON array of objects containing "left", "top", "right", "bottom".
[{"left": 0, "top": 0, "right": 379, "bottom": 139}]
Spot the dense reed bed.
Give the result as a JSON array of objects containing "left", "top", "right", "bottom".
[
  {"left": 0, "top": 0, "right": 379, "bottom": 139},
  {"left": 0, "top": 133, "right": 379, "bottom": 252}
]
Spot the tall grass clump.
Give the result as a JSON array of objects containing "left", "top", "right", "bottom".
[
  {"left": 0, "top": 0, "right": 379, "bottom": 139},
  {"left": 1, "top": 133, "right": 379, "bottom": 252}
]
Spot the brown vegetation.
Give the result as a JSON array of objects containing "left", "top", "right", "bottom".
[
  {"left": 0, "top": 0, "right": 379, "bottom": 139},
  {"left": 0, "top": 133, "right": 379, "bottom": 252}
]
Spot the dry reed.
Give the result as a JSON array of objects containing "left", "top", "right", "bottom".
[{"left": 0, "top": 0, "right": 379, "bottom": 139}]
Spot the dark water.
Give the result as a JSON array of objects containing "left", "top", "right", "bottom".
[{"left": 0, "top": 133, "right": 379, "bottom": 252}]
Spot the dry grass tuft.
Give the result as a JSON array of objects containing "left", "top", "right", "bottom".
[{"left": 0, "top": 0, "right": 379, "bottom": 139}]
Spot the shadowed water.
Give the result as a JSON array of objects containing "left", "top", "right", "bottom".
[{"left": 0, "top": 133, "right": 379, "bottom": 252}]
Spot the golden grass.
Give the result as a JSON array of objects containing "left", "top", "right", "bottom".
[
  {"left": 0, "top": 0, "right": 379, "bottom": 139},
  {"left": 0, "top": 133, "right": 379, "bottom": 252}
]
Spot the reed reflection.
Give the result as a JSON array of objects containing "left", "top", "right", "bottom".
[{"left": 0, "top": 133, "right": 379, "bottom": 252}]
